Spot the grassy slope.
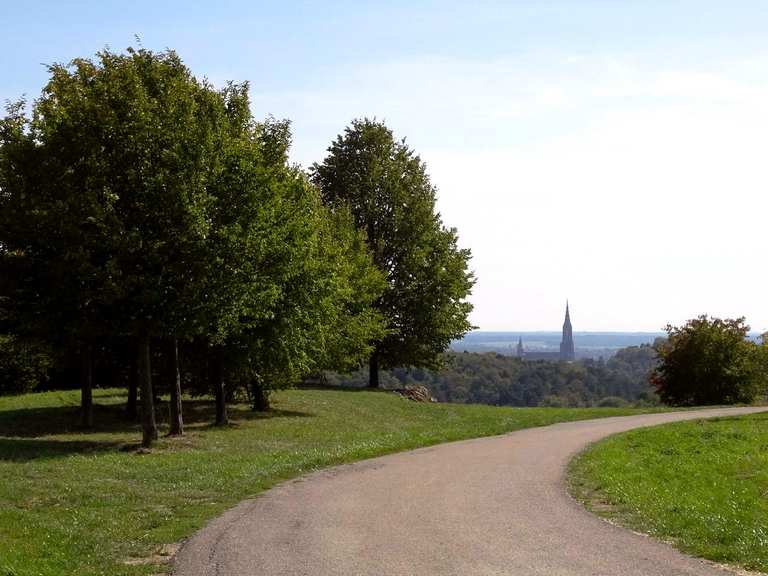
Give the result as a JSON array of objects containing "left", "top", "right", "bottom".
[
  {"left": 569, "top": 412, "right": 768, "bottom": 573},
  {"left": 2, "top": 388, "right": 661, "bottom": 576}
]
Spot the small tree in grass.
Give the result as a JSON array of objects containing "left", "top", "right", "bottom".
[{"left": 651, "top": 315, "right": 767, "bottom": 406}]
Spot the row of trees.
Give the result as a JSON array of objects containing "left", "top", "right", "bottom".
[{"left": 0, "top": 47, "right": 475, "bottom": 445}]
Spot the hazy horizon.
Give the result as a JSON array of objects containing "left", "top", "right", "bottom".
[
  {"left": 2, "top": 2, "right": 766, "bottom": 332},
  {"left": 464, "top": 328, "right": 763, "bottom": 338},
  {"left": 466, "top": 329, "right": 666, "bottom": 334}
]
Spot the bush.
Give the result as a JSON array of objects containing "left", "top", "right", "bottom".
[
  {"left": 597, "top": 396, "right": 629, "bottom": 408},
  {"left": 0, "top": 334, "right": 53, "bottom": 394},
  {"left": 540, "top": 395, "right": 568, "bottom": 407},
  {"left": 651, "top": 316, "right": 767, "bottom": 406}
]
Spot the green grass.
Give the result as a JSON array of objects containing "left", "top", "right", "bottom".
[
  {"left": 1, "top": 388, "right": 663, "bottom": 576},
  {"left": 569, "top": 413, "right": 768, "bottom": 573}
]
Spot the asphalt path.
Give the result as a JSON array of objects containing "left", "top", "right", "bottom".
[{"left": 174, "top": 406, "right": 767, "bottom": 576}]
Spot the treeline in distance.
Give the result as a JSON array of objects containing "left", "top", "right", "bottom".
[{"left": 323, "top": 344, "right": 661, "bottom": 408}]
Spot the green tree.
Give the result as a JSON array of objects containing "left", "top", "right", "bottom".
[
  {"left": 651, "top": 315, "right": 766, "bottom": 405},
  {"left": 311, "top": 119, "right": 475, "bottom": 387},
  {"left": 193, "top": 111, "right": 301, "bottom": 425},
  {"left": 0, "top": 95, "right": 120, "bottom": 426},
  {"left": 220, "top": 130, "right": 386, "bottom": 410}
]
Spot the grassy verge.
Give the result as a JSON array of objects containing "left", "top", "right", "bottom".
[
  {"left": 569, "top": 412, "right": 768, "bottom": 573},
  {"left": 2, "top": 388, "right": 662, "bottom": 575}
]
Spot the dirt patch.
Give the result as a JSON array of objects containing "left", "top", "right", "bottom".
[
  {"left": 123, "top": 543, "right": 180, "bottom": 566},
  {"left": 393, "top": 385, "right": 436, "bottom": 402}
]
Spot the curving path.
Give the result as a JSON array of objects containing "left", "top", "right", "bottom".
[{"left": 174, "top": 406, "right": 766, "bottom": 576}]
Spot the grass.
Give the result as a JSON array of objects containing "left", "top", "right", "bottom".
[
  {"left": 1, "top": 387, "right": 664, "bottom": 576},
  {"left": 569, "top": 412, "right": 768, "bottom": 573}
]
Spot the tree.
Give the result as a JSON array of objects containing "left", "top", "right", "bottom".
[
  {"left": 311, "top": 119, "right": 475, "bottom": 387},
  {"left": 219, "top": 128, "right": 386, "bottom": 410},
  {"left": 650, "top": 315, "right": 766, "bottom": 405},
  {"left": 0, "top": 96, "right": 117, "bottom": 427}
]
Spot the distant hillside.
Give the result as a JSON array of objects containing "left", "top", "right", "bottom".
[
  {"left": 324, "top": 345, "right": 660, "bottom": 408},
  {"left": 451, "top": 331, "right": 665, "bottom": 359}
]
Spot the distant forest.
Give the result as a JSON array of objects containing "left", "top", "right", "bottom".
[{"left": 322, "top": 344, "right": 661, "bottom": 407}]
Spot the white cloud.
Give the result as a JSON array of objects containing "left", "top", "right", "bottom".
[{"left": 252, "top": 51, "right": 768, "bottom": 332}]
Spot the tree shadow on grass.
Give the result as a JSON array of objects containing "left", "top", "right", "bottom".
[
  {"left": 0, "top": 437, "right": 124, "bottom": 462},
  {"left": 182, "top": 401, "right": 314, "bottom": 432},
  {"left": 0, "top": 402, "right": 140, "bottom": 438},
  {"left": 0, "top": 399, "right": 314, "bottom": 439},
  {"left": 0, "top": 397, "right": 314, "bottom": 461},
  {"left": 297, "top": 383, "right": 390, "bottom": 393}
]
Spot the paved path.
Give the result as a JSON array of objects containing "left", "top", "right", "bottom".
[{"left": 174, "top": 406, "right": 766, "bottom": 576}]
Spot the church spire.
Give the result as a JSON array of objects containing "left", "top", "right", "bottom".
[
  {"left": 559, "top": 300, "right": 575, "bottom": 362},
  {"left": 516, "top": 335, "right": 524, "bottom": 358}
]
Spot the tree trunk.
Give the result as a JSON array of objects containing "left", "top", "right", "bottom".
[
  {"left": 138, "top": 332, "right": 158, "bottom": 447},
  {"left": 81, "top": 343, "right": 93, "bottom": 428},
  {"left": 167, "top": 337, "right": 184, "bottom": 436},
  {"left": 368, "top": 351, "right": 380, "bottom": 388},
  {"left": 126, "top": 341, "right": 138, "bottom": 421},
  {"left": 252, "top": 380, "right": 271, "bottom": 412},
  {"left": 210, "top": 346, "right": 228, "bottom": 426}
]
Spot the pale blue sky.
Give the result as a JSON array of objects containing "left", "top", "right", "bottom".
[{"left": 2, "top": 2, "right": 767, "bottom": 331}]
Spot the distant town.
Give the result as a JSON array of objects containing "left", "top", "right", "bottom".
[{"left": 452, "top": 303, "right": 664, "bottom": 359}]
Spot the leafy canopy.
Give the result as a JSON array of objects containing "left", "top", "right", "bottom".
[
  {"left": 1, "top": 47, "right": 388, "bottom": 408},
  {"left": 651, "top": 315, "right": 767, "bottom": 405},
  {"left": 311, "top": 118, "right": 475, "bottom": 372},
  {"left": 0, "top": 47, "right": 238, "bottom": 342}
]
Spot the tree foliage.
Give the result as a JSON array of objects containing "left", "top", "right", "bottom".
[
  {"left": 221, "top": 166, "right": 386, "bottom": 409},
  {"left": 651, "top": 316, "right": 767, "bottom": 405},
  {"left": 0, "top": 335, "right": 53, "bottom": 394},
  {"left": 325, "top": 345, "right": 661, "bottom": 407},
  {"left": 311, "top": 119, "right": 474, "bottom": 385}
]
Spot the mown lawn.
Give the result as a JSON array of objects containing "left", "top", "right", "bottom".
[
  {"left": 1, "top": 388, "right": 662, "bottom": 576},
  {"left": 569, "top": 412, "right": 768, "bottom": 573}
]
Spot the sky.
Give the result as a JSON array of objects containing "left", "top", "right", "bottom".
[{"left": 1, "top": 1, "right": 766, "bottom": 332}]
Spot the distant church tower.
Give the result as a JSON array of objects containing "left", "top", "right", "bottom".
[
  {"left": 559, "top": 301, "right": 575, "bottom": 362},
  {"left": 516, "top": 336, "right": 524, "bottom": 358}
]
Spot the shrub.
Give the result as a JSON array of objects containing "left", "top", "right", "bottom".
[
  {"left": 597, "top": 396, "right": 628, "bottom": 408},
  {"left": 651, "top": 316, "right": 766, "bottom": 406},
  {"left": 0, "top": 334, "right": 53, "bottom": 394}
]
